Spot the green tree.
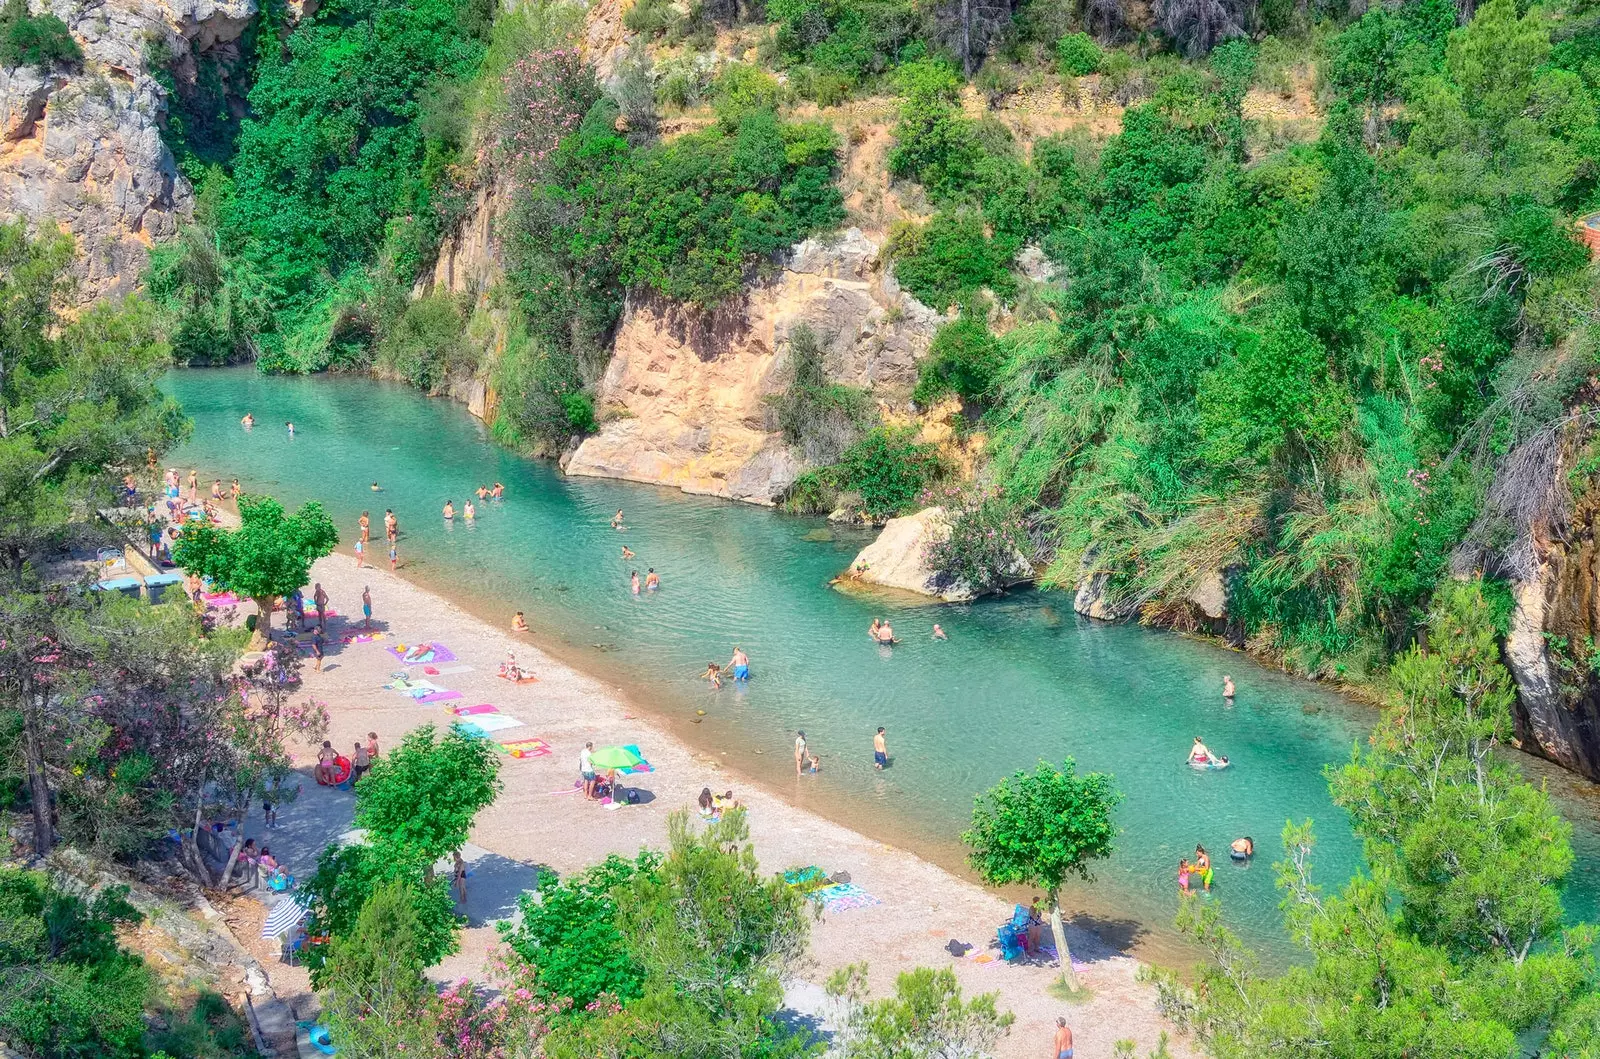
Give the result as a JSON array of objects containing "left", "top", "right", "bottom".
[
  {"left": 498, "top": 851, "right": 662, "bottom": 1011},
  {"left": 0, "top": 0, "right": 82, "bottom": 68},
  {"left": 301, "top": 843, "right": 461, "bottom": 980},
  {"left": 172, "top": 494, "right": 338, "bottom": 647},
  {"left": 962, "top": 759, "right": 1121, "bottom": 990},
  {"left": 321, "top": 879, "right": 437, "bottom": 1059},
  {"left": 915, "top": 311, "right": 1004, "bottom": 406},
  {"left": 354, "top": 722, "right": 502, "bottom": 878},
  {"left": 0, "top": 221, "right": 185, "bottom": 577},
  {"left": 0, "top": 868, "right": 153, "bottom": 1059},
  {"left": 825, "top": 963, "right": 1015, "bottom": 1058}
]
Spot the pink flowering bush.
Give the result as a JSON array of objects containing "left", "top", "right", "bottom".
[
  {"left": 497, "top": 49, "right": 598, "bottom": 183},
  {"left": 924, "top": 487, "right": 1034, "bottom": 596},
  {"left": 424, "top": 976, "right": 558, "bottom": 1059}
]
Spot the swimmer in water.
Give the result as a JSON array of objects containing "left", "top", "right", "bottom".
[
  {"left": 241, "top": 413, "right": 254, "bottom": 428},
  {"left": 476, "top": 486, "right": 488, "bottom": 501},
  {"left": 868, "top": 618, "right": 881, "bottom": 641},
  {"left": 645, "top": 568, "right": 659, "bottom": 591},
  {"left": 611, "top": 509, "right": 625, "bottom": 530},
  {"left": 492, "top": 482, "right": 504, "bottom": 498},
  {"left": 875, "top": 621, "right": 899, "bottom": 645},
  {"left": 371, "top": 481, "right": 381, "bottom": 492},
  {"left": 932, "top": 623, "right": 947, "bottom": 640},
  {"left": 442, "top": 500, "right": 455, "bottom": 520},
  {"left": 1231, "top": 836, "right": 1254, "bottom": 860},
  {"left": 285, "top": 421, "right": 294, "bottom": 437},
  {"left": 1188, "top": 737, "right": 1212, "bottom": 765},
  {"left": 700, "top": 662, "right": 722, "bottom": 689},
  {"left": 1223, "top": 674, "right": 1236, "bottom": 702},
  {"left": 621, "top": 545, "right": 635, "bottom": 560},
  {"left": 464, "top": 500, "right": 476, "bottom": 522},
  {"left": 512, "top": 611, "right": 529, "bottom": 632},
  {"left": 630, "top": 570, "right": 640, "bottom": 594}
]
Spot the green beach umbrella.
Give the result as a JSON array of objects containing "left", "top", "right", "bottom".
[{"left": 590, "top": 745, "right": 642, "bottom": 770}]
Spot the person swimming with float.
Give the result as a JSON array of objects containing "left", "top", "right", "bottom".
[{"left": 1188, "top": 736, "right": 1212, "bottom": 765}]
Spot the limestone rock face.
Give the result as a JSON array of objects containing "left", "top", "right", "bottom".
[
  {"left": 1073, "top": 571, "right": 1132, "bottom": 621},
  {"left": 565, "top": 228, "right": 943, "bottom": 504},
  {"left": 0, "top": 0, "right": 256, "bottom": 299},
  {"left": 846, "top": 506, "right": 967, "bottom": 601}
]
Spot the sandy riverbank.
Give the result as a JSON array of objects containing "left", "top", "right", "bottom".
[{"left": 234, "top": 548, "right": 1195, "bottom": 1059}]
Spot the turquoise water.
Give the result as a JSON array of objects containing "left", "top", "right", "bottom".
[{"left": 164, "top": 367, "right": 1600, "bottom": 962}]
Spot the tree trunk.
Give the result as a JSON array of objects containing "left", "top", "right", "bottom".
[
  {"left": 184, "top": 789, "right": 217, "bottom": 887},
  {"left": 251, "top": 596, "right": 275, "bottom": 651},
  {"left": 22, "top": 697, "right": 53, "bottom": 857},
  {"left": 1049, "top": 896, "right": 1079, "bottom": 990},
  {"left": 961, "top": 0, "right": 972, "bottom": 76},
  {"left": 218, "top": 792, "right": 253, "bottom": 888}
]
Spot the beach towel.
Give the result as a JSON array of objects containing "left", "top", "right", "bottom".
[
  {"left": 497, "top": 738, "right": 552, "bottom": 759},
  {"left": 203, "top": 591, "right": 239, "bottom": 607},
  {"left": 308, "top": 608, "right": 338, "bottom": 619},
  {"left": 810, "top": 883, "right": 881, "bottom": 913},
  {"left": 446, "top": 703, "right": 500, "bottom": 716},
  {"left": 454, "top": 722, "right": 494, "bottom": 739},
  {"left": 384, "top": 677, "right": 437, "bottom": 693},
  {"left": 434, "top": 665, "right": 473, "bottom": 675},
  {"left": 498, "top": 672, "right": 540, "bottom": 684},
  {"left": 620, "top": 745, "right": 654, "bottom": 774},
  {"left": 387, "top": 642, "right": 457, "bottom": 666},
  {"left": 343, "top": 633, "right": 385, "bottom": 644},
  {"left": 463, "top": 712, "right": 523, "bottom": 732},
  {"left": 783, "top": 866, "right": 829, "bottom": 890},
  {"left": 418, "top": 690, "right": 463, "bottom": 704}
]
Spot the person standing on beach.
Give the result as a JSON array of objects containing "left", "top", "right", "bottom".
[
  {"left": 313, "top": 583, "right": 329, "bottom": 630},
  {"left": 187, "top": 469, "right": 198, "bottom": 500},
  {"left": 231, "top": 479, "right": 241, "bottom": 502},
  {"left": 580, "top": 742, "right": 597, "bottom": 799},
  {"left": 873, "top": 727, "right": 888, "bottom": 770},
  {"left": 362, "top": 586, "right": 373, "bottom": 630},
  {"left": 351, "top": 739, "right": 370, "bottom": 785},
  {"left": 311, "top": 631, "right": 325, "bottom": 672},
  {"left": 1053, "top": 1017, "right": 1073, "bottom": 1059},
  {"left": 354, "top": 537, "right": 365, "bottom": 569},
  {"left": 794, "top": 731, "right": 807, "bottom": 776}
]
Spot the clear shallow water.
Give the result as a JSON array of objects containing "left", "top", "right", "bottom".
[{"left": 165, "top": 367, "right": 1600, "bottom": 963}]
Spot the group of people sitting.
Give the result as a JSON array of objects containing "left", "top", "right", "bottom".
[{"left": 696, "top": 787, "right": 742, "bottom": 820}]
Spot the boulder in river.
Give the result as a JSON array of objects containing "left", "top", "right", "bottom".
[{"left": 844, "top": 506, "right": 1029, "bottom": 602}]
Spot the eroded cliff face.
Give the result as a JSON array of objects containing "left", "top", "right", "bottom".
[
  {"left": 0, "top": 0, "right": 252, "bottom": 297},
  {"left": 1505, "top": 474, "right": 1600, "bottom": 782},
  {"left": 563, "top": 227, "right": 944, "bottom": 504}
]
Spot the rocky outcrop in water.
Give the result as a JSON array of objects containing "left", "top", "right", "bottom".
[
  {"left": 0, "top": 0, "right": 253, "bottom": 298},
  {"left": 844, "top": 506, "right": 965, "bottom": 600},
  {"left": 564, "top": 228, "right": 943, "bottom": 504}
]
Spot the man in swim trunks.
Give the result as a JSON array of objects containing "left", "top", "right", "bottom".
[
  {"left": 728, "top": 647, "right": 750, "bottom": 682},
  {"left": 1054, "top": 1017, "right": 1073, "bottom": 1059},
  {"left": 313, "top": 583, "right": 329, "bottom": 631},
  {"left": 794, "top": 731, "right": 807, "bottom": 776},
  {"left": 645, "top": 569, "right": 659, "bottom": 591},
  {"left": 1223, "top": 675, "right": 1235, "bottom": 702},
  {"left": 1188, "top": 737, "right": 1211, "bottom": 764},
  {"left": 442, "top": 500, "right": 455, "bottom": 520},
  {"left": 362, "top": 586, "right": 372, "bottom": 629},
  {"left": 876, "top": 622, "right": 898, "bottom": 645},
  {"left": 874, "top": 727, "right": 888, "bottom": 769}
]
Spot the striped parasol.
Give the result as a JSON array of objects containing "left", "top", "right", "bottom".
[{"left": 261, "top": 893, "right": 309, "bottom": 939}]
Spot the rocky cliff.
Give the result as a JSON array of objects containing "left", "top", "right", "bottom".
[
  {"left": 563, "top": 227, "right": 944, "bottom": 504},
  {"left": 0, "top": 0, "right": 251, "bottom": 298}
]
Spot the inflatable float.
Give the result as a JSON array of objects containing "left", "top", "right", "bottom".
[{"left": 317, "top": 755, "right": 352, "bottom": 786}]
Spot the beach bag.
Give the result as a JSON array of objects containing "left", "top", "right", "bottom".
[
  {"left": 830, "top": 870, "right": 851, "bottom": 885},
  {"left": 625, "top": 788, "right": 640, "bottom": 804}
]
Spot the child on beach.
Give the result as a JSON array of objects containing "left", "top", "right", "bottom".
[
  {"left": 231, "top": 479, "right": 241, "bottom": 501},
  {"left": 389, "top": 541, "right": 398, "bottom": 571},
  {"left": 354, "top": 538, "right": 365, "bottom": 568}
]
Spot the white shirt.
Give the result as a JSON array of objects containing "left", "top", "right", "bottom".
[{"left": 580, "top": 748, "right": 593, "bottom": 774}]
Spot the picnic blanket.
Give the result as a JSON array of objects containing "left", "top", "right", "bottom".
[
  {"left": 810, "top": 883, "right": 880, "bottom": 914},
  {"left": 387, "top": 642, "right": 457, "bottom": 665},
  {"left": 497, "top": 738, "right": 552, "bottom": 759},
  {"left": 446, "top": 703, "right": 501, "bottom": 716},
  {"left": 620, "top": 744, "right": 653, "bottom": 774}
]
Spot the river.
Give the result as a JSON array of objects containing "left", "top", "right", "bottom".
[{"left": 164, "top": 367, "right": 1600, "bottom": 964}]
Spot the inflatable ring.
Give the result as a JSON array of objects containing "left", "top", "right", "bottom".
[{"left": 318, "top": 755, "right": 352, "bottom": 786}]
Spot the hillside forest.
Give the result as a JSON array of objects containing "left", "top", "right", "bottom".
[{"left": 139, "top": 0, "right": 1600, "bottom": 693}]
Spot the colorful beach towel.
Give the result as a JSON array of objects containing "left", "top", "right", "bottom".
[
  {"left": 464, "top": 712, "right": 523, "bottom": 732},
  {"left": 343, "top": 633, "right": 385, "bottom": 644},
  {"left": 454, "top": 722, "right": 494, "bottom": 739},
  {"left": 203, "top": 591, "right": 239, "bottom": 607},
  {"left": 418, "top": 690, "right": 463, "bottom": 704},
  {"left": 620, "top": 744, "right": 654, "bottom": 774},
  {"left": 446, "top": 703, "right": 500, "bottom": 716},
  {"left": 497, "top": 738, "right": 552, "bottom": 759},
  {"left": 383, "top": 677, "right": 437, "bottom": 693},
  {"left": 387, "top": 642, "right": 457, "bottom": 666},
  {"left": 810, "top": 883, "right": 881, "bottom": 914}
]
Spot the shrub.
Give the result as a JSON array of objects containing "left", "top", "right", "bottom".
[
  {"left": 925, "top": 489, "right": 1033, "bottom": 595},
  {"left": 0, "top": 0, "right": 81, "bottom": 68},
  {"left": 767, "top": 323, "right": 875, "bottom": 462},
  {"left": 375, "top": 293, "right": 473, "bottom": 392},
  {"left": 914, "top": 311, "right": 1004, "bottom": 405},
  {"left": 713, "top": 63, "right": 783, "bottom": 129},
  {"left": 1056, "top": 32, "right": 1102, "bottom": 76},
  {"left": 832, "top": 427, "right": 942, "bottom": 519},
  {"left": 888, "top": 212, "right": 1016, "bottom": 311}
]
